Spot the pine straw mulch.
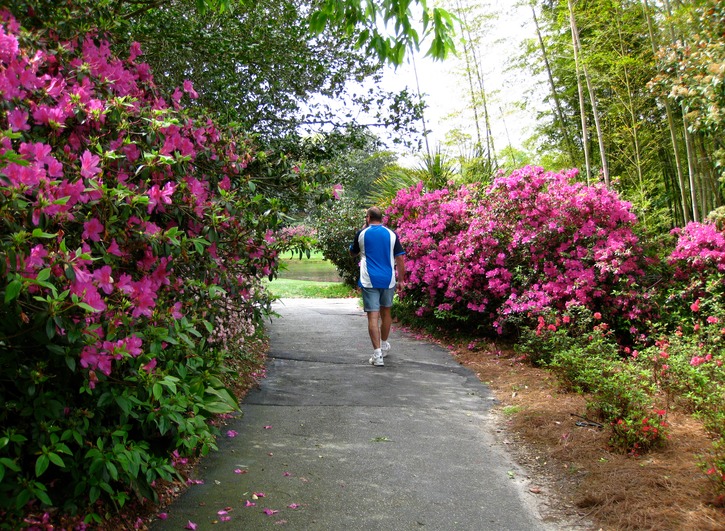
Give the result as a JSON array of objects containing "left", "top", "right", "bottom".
[{"left": 451, "top": 341, "right": 725, "bottom": 531}]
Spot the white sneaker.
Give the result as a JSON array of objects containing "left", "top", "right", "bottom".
[
  {"left": 369, "top": 349, "right": 384, "bottom": 367},
  {"left": 381, "top": 340, "right": 391, "bottom": 358}
]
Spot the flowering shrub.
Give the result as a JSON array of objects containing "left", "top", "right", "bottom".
[
  {"left": 276, "top": 223, "right": 317, "bottom": 260},
  {"left": 312, "top": 195, "right": 365, "bottom": 287},
  {"left": 387, "top": 166, "right": 654, "bottom": 334},
  {"left": 0, "top": 14, "right": 284, "bottom": 522},
  {"left": 517, "top": 307, "right": 667, "bottom": 453}
]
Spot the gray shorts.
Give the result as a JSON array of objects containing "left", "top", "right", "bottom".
[{"left": 361, "top": 286, "right": 395, "bottom": 312}]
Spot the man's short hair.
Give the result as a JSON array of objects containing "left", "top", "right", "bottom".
[{"left": 367, "top": 206, "right": 383, "bottom": 222}]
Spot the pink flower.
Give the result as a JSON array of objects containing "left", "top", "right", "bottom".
[
  {"left": 93, "top": 265, "right": 114, "bottom": 294},
  {"left": 707, "top": 316, "right": 719, "bottom": 324},
  {"left": 185, "top": 521, "right": 197, "bottom": 530},
  {"left": 129, "top": 41, "right": 143, "bottom": 61},
  {"left": 183, "top": 80, "right": 199, "bottom": 99},
  {"left": 331, "top": 183, "right": 343, "bottom": 199},
  {"left": 691, "top": 299, "right": 701, "bottom": 312},
  {"left": 142, "top": 358, "right": 157, "bottom": 373},
  {"left": 593, "top": 312, "right": 602, "bottom": 320},
  {"left": 8, "top": 108, "right": 30, "bottom": 131},
  {"left": 157, "top": 513, "right": 168, "bottom": 520},
  {"left": 79, "top": 150, "right": 102, "bottom": 179},
  {"left": 82, "top": 218, "right": 104, "bottom": 242}
]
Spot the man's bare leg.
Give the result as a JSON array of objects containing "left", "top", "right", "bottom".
[
  {"left": 367, "top": 310, "right": 381, "bottom": 349},
  {"left": 380, "top": 306, "right": 392, "bottom": 343}
]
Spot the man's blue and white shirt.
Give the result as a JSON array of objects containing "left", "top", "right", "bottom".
[{"left": 350, "top": 225, "right": 405, "bottom": 289}]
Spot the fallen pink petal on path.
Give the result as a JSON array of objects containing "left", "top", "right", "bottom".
[
  {"left": 226, "top": 430, "right": 238, "bottom": 437},
  {"left": 185, "top": 521, "right": 197, "bottom": 530},
  {"left": 263, "top": 508, "right": 279, "bottom": 516},
  {"left": 245, "top": 500, "right": 256, "bottom": 507}
]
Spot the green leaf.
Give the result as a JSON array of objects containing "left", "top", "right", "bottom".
[
  {"left": 202, "top": 401, "right": 236, "bottom": 414},
  {"left": 152, "top": 383, "right": 163, "bottom": 401},
  {"left": 77, "top": 302, "right": 101, "bottom": 313},
  {"left": 35, "top": 454, "right": 50, "bottom": 477},
  {"left": 106, "top": 461, "right": 118, "bottom": 481},
  {"left": 33, "top": 485, "right": 53, "bottom": 506},
  {"left": 0, "top": 457, "right": 20, "bottom": 472},
  {"left": 31, "top": 228, "right": 57, "bottom": 239},
  {"left": 48, "top": 452, "right": 65, "bottom": 468},
  {"left": 4, "top": 279, "right": 22, "bottom": 303}
]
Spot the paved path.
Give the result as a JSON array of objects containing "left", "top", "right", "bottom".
[{"left": 152, "top": 298, "right": 551, "bottom": 530}]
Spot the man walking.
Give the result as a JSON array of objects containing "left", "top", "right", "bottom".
[{"left": 349, "top": 206, "right": 406, "bottom": 367}]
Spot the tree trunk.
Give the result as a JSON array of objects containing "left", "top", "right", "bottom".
[
  {"left": 567, "top": 0, "right": 592, "bottom": 184},
  {"left": 569, "top": 0, "right": 609, "bottom": 186},
  {"left": 642, "top": 0, "right": 691, "bottom": 223},
  {"left": 531, "top": 4, "right": 578, "bottom": 166}
]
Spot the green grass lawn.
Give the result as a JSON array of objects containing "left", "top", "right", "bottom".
[
  {"left": 276, "top": 251, "right": 344, "bottom": 283},
  {"left": 264, "top": 278, "right": 358, "bottom": 298},
  {"left": 268, "top": 253, "right": 357, "bottom": 298}
]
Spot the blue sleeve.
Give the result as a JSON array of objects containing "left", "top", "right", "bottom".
[
  {"left": 350, "top": 230, "right": 362, "bottom": 254},
  {"left": 393, "top": 231, "right": 405, "bottom": 256}
]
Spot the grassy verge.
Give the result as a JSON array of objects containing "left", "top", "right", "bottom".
[
  {"left": 265, "top": 278, "right": 357, "bottom": 299},
  {"left": 277, "top": 252, "right": 345, "bottom": 283}
]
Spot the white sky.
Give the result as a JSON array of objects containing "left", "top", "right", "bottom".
[{"left": 376, "top": 0, "right": 546, "bottom": 166}]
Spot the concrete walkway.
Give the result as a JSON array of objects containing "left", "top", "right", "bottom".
[{"left": 152, "top": 298, "right": 551, "bottom": 530}]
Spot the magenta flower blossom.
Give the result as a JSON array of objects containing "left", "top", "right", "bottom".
[
  {"left": 93, "top": 265, "right": 114, "bottom": 294},
  {"left": 82, "top": 217, "right": 104, "bottom": 242},
  {"left": 79, "top": 150, "right": 102, "bottom": 179},
  {"left": 7, "top": 108, "right": 30, "bottom": 131},
  {"left": 183, "top": 79, "right": 199, "bottom": 99},
  {"left": 141, "top": 358, "right": 157, "bottom": 373}
]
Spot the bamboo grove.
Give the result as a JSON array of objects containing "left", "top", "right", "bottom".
[{"left": 447, "top": 0, "right": 724, "bottom": 233}]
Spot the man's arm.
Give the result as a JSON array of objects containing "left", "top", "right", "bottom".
[
  {"left": 349, "top": 230, "right": 361, "bottom": 257},
  {"left": 395, "top": 254, "right": 406, "bottom": 289}
]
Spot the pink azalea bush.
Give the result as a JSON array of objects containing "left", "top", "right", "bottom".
[
  {"left": 387, "top": 166, "right": 654, "bottom": 334},
  {"left": 0, "top": 13, "right": 286, "bottom": 521},
  {"left": 639, "top": 220, "right": 725, "bottom": 490}
]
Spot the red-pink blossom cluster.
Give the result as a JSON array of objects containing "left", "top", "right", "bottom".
[
  {"left": 1, "top": 10, "right": 277, "bottom": 384},
  {"left": 387, "top": 166, "right": 652, "bottom": 332}
]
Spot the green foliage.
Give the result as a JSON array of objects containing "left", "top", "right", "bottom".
[
  {"left": 309, "top": 0, "right": 456, "bottom": 65},
  {"left": 517, "top": 308, "right": 668, "bottom": 454},
  {"left": 0, "top": 18, "right": 280, "bottom": 523},
  {"left": 312, "top": 196, "right": 365, "bottom": 287},
  {"left": 368, "top": 148, "right": 456, "bottom": 207},
  {"left": 8, "top": 0, "right": 427, "bottom": 150}
]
